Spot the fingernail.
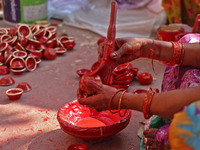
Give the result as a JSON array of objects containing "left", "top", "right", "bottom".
[{"left": 110, "top": 52, "right": 117, "bottom": 58}]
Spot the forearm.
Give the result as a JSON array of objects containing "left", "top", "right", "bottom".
[
  {"left": 142, "top": 39, "right": 200, "bottom": 68},
  {"left": 115, "top": 85, "right": 200, "bottom": 118}
]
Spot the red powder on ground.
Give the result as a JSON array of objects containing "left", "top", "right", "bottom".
[
  {"left": 47, "top": 139, "right": 53, "bottom": 142},
  {"left": 76, "top": 117, "right": 106, "bottom": 127}
]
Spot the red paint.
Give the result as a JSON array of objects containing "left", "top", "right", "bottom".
[
  {"left": 137, "top": 72, "right": 153, "bottom": 85},
  {"left": 57, "top": 99, "right": 132, "bottom": 140},
  {"left": 38, "top": 130, "right": 42, "bottom": 132},
  {"left": 6, "top": 88, "right": 23, "bottom": 100},
  {"left": 67, "top": 143, "right": 87, "bottom": 150},
  {"left": 3, "top": 128, "right": 6, "bottom": 131},
  {"left": 43, "top": 117, "right": 50, "bottom": 121},
  {"left": 47, "top": 139, "right": 53, "bottom": 142},
  {"left": 75, "top": 117, "right": 106, "bottom": 127}
]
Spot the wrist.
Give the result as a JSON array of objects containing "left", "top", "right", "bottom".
[{"left": 140, "top": 38, "right": 153, "bottom": 58}]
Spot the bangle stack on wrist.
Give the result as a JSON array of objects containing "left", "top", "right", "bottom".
[
  {"left": 143, "top": 88, "right": 159, "bottom": 119},
  {"left": 109, "top": 89, "right": 128, "bottom": 117},
  {"left": 163, "top": 42, "right": 185, "bottom": 66}
]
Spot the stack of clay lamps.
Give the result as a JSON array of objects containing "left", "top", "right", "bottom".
[
  {"left": 0, "top": 24, "right": 76, "bottom": 75},
  {"left": 112, "top": 63, "right": 138, "bottom": 89}
]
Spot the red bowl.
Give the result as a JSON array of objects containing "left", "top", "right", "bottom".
[
  {"left": 0, "top": 65, "right": 10, "bottom": 75},
  {"left": 6, "top": 88, "right": 23, "bottom": 100},
  {"left": 16, "top": 82, "right": 31, "bottom": 92},
  {"left": 0, "top": 76, "right": 15, "bottom": 86},
  {"left": 76, "top": 69, "right": 91, "bottom": 77},
  {"left": 57, "top": 100, "right": 132, "bottom": 140},
  {"left": 67, "top": 143, "right": 87, "bottom": 150}
]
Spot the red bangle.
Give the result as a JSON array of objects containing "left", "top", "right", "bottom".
[
  {"left": 143, "top": 88, "right": 159, "bottom": 119},
  {"left": 118, "top": 90, "right": 127, "bottom": 117},
  {"left": 178, "top": 43, "right": 184, "bottom": 66},
  {"left": 149, "top": 39, "right": 155, "bottom": 73},
  {"left": 164, "top": 42, "right": 182, "bottom": 65},
  {"left": 109, "top": 89, "right": 124, "bottom": 114}
]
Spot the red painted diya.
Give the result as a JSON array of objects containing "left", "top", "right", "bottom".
[
  {"left": 16, "top": 82, "right": 31, "bottom": 92},
  {"left": 57, "top": 100, "right": 132, "bottom": 140},
  {"left": 44, "top": 48, "right": 57, "bottom": 60},
  {"left": 67, "top": 143, "right": 87, "bottom": 150},
  {"left": 0, "top": 76, "right": 15, "bottom": 86},
  {"left": 0, "top": 65, "right": 10, "bottom": 75},
  {"left": 10, "top": 68, "right": 26, "bottom": 75},
  {"left": 18, "top": 24, "right": 32, "bottom": 38},
  {"left": 12, "top": 51, "right": 27, "bottom": 59},
  {"left": 25, "top": 57, "right": 37, "bottom": 71},
  {"left": 6, "top": 88, "right": 23, "bottom": 100},
  {"left": 76, "top": 69, "right": 91, "bottom": 77}
]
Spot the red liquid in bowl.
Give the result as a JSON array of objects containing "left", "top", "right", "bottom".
[
  {"left": 57, "top": 100, "right": 131, "bottom": 140},
  {"left": 76, "top": 117, "right": 106, "bottom": 127}
]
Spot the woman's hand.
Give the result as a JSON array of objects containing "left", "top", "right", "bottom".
[
  {"left": 78, "top": 80, "right": 119, "bottom": 112},
  {"left": 98, "top": 37, "right": 149, "bottom": 63}
]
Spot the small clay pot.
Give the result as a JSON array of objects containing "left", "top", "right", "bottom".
[
  {"left": 34, "top": 29, "right": 46, "bottom": 38},
  {"left": 1, "top": 34, "right": 10, "bottom": 42},
  {"left": 18, "top": 24, "right": 32, "bottom": 38},
  {"left": 10, "top": 68, "right": 26, "bottom": 75},
  {"left": 76, "top": 69, "right": 91, "bottom": 77},
  {"left": 16, "top": 82, "right": 31, "bottom": 92},
  {"left": 15, "top": 42, "right": 26, "bottom": 51},
  {"left": 0, "top": 76, "right": 15, "bottom": 86},
  {"left": 28, "top": 38, "right": 41, "bottom": 47},
  {"left": 38, "top": 36, "right": 48, "bottom": 43},
  {"left": 19, "top": 35, "right": 28, "bottom": 47},
  {"left": 44, "top": 48, "right": 57, "bottom": 60},
  {"left": 0, "top": 42, "right": 8, "bottom": 52},
  {"left": 25, "top": 44, "right": 36, "bottom": 52},
  {"left": 0, "top": 65, "right": 10, "bottom": 75},
  {"left": 25, "top": 56, "right": 37, "bottom": 71},
  {"left": 10, "top": 57, "right": 25, "bottom": 69},
  {"left": 67, "top": 143, "right": 87, "bottom": 150},
  {"left": 62, "top": 39, "right": 75, "bottom": 50},
  {"left": 12, "top": 51, "right": 27, "bottom": 59},
  {"left": 46, "top": 39, "right": 55, "bottom": 48},
  {"left": 113, "top": 63, "right": 132, "bottom": 75},
  {"left": 29, "top": 49, "right": 43, "bottom": 59},
  {"left": 54, "top": 47, "right": 66, "bottom": 55},
  {"left": 46, "top": 26, "right": 56, "bottom": 33},
  {"left": 0, "top": 28, "right": 8, "bottom": 35},
  {"left": 6, "top": 88, "right": 23, "bottom": 100},
  {"left": 91, "top": 61, "right": 100, "bottom": 71}
]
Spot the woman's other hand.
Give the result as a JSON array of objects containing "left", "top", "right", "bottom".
[
  {"left": 98, "top": 37, "right": 149, "bottom": 63},
  {"left": 78, "top": 80, "right": 119, "bottom": 112}
]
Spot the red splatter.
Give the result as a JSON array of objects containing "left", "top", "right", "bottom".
[
  {"left": 3, "top": 128, "right": 6, "bottom": 132},
  {"left": 38, "top": 130, "right": 42, "bottom": 132},
  {"left": 30, "top": 127, "right": 34, "bottom": 131},
  {"left": 24, "top": 129, "right": 29, "bottom": 131},
  {"left": 47, "top": 139, "right": 53, "bottom": 142},
  {"left": 43, "top": 117, "right": 50, "bottom": 121}
]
